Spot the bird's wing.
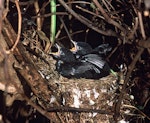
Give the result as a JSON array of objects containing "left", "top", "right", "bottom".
[
  {"left": 93, "top": 44, "right": 112, "bottom": 55},
  {"left": 58, "top": 62, "right": 100, "bottom": 79},
  {"left": 81, "top": 54, "right": 106, "bottom": 69},
  {"left": 74, "top": 62, "right": 101, "bottom": 74}
]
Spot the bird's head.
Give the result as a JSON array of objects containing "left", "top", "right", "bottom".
[
  {"left": 70, "top": 40, "right": 79, "bottom": 54},
  {"left": 49, "top": 43, "right": 62, "bottom": 59},
  {"left": 50, "top": 43, "right": 76, "bottom": 62},
  {"left": 70, "top": 40, "right": 92, "bottom": 57}
]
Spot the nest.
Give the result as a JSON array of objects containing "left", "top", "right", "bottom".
[
  {"left": 54, "top": 74, "right": 118, "bottom": 123},
  {"left": 0, "top": 19, "right": 133, "bottom": 123},
  {"left": 27, "top": 44, "right": 130, "bottom": 123}
]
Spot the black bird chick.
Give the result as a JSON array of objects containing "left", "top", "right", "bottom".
[
  {"left": 70, "top": 40, "right": 93, "bottom": 58},
  {"left": 50, "top": 43, "right": 76, "bottom": 63},
  {"left": 50, "top": 43, "right": 110, "bottom": 79},
  {"left": 70, "top": 41, "right": 111, "bottom": 77},
  {"left": 80, "top": 54, "right": 110, "bottom": 77},
  {"left": 49, "top": 43, "right": 76, "bottom": 73},
  {"left": 70, "top": 40, "right": 112, "bottom": 59},
  {"left": 57, "top": 54, "right": 110, "bottom": 79},
  {"left": 58, "top": 61, "right": 104, "bottom": 79},
  {"left": 92, "top": 43, "right": 112, "bottom": 55}
]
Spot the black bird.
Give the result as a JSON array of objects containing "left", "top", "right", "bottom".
[
  {"left": 80, "top": 53, "right": 110, "bottom": 77},
  {"left": 49, "top": 43, "right": 76, "bottom": 72},
  {"left": 50, "top": 43, "right": 76, "bottom": 63},
  {"left": 58, "top": 53, "right": 110, "bottom": 79},
  {"left": 70, "top": 40, "right": 93, "bottom": 58},
  {"left": 57, "top": 61, "right": 104, "bottom": 79},
  {"left": 69, "top": 41, "right": 111, "bottom": 75},
  {"left": 50, "top": 43, "right": 110, "bottom": 79},
  {"left": 92, "top": 43, "right": 112, "bottom": 55},
  {"left": 70, "top": 40, "right": 111, "bottom": 56}
]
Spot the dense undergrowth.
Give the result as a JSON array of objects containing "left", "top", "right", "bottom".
[{"left": 0, "top": 0, "right": 150, "bottom": 122}]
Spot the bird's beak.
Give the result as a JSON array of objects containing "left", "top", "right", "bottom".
[
  {"left": 70, "top": 40, "right": 77, "bottom": 52},
  {"left": 49, "top": 43, "right": 61, "bottom": 56}
]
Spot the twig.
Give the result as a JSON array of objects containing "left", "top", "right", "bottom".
[
  {"left": 55, "top": 22, "right": 64, "bottom": 40},
  {"left": 128, "top": 17, "right": 139, "bottom": 39},
  {"left": 92, "top": 0, "right": 126, "bottom": 34},
  {"left": 0, "top": 0, "right": 4, "bottom": 33},
  {"left": 2, "top": 0, "right": 9, "bottom": 20},
  {"left": 32, "top": 12, "right": 68, "bottom": 18},
  {"left": 103, "top": 0, "right": 115, "bottom": 11},
  {"left": 34, "top": 0, "right": 41, "bottom": 30},
  {"left": 138, "top": 38, "right": 150, "bottom": 48},
  {"left": 138, "top": 11, "right": 146, "bottom": 40},
  {"left": 63, "top": 1, "right": 92, "bottom": 5},
  {"left": 75, "top": 5, "right": 104, "bottom": 19},
  {"left": 56, "top": 29, "right": 84, "bottom": 42},
  {"left": 123, "top": 104, "right": 150, "bottom": 120},
  {"left": 59, "top": 16, "right": 72, "bottom": 41},
  {"left": 114, "top": 46, "right": 144, "bottom": 121},
  {"left": 6, "top": 0, "right": 22, "bottom": 54},
  {"left": 102, "top": 0, "right": 113, "bottom": 12},
  {"left": 9, "top": 0, "right": 35, "bottom": 5},
  {"left": 143, "top": 96, "right": 150, "bottom": 109},
  {"left": 23, "top": 95, "right": 60, "bottom": 123},
  {"left": 36, "top": 1, "right": 50, "bottom": 15},
  {"left": 0, "top": 44, "right": 11, "bottom": 93},
  {"left": 58, "top": 0, "right": 122, "bottom": 38},
  {"left": 47, "top": 106, "right": 113, "bottom": 114}
]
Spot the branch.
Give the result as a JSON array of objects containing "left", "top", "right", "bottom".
[
  {"left": 92, "top": 0, "right": 126, "bottom": 33},
  {"left": 138, "top": 11, "right": 146, "bottom": 40},
  {"left": 47, "top": 106, "right": 113, "bottom": 114},
  {"left": 114, "top": 45, "right": 145, "bottom": 121},
  {"left": 58, "top": 0, "right": 122, "bottom": 38},
  {"left": 7, "top": 0, "right": 22, "bottom": 53},
  {"left": 0, "top": 0, "right": 4, "bottom": 33}
]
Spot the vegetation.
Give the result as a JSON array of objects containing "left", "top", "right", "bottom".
[{"left": 0, "top": 0, "right": 150, "bottom": 122}]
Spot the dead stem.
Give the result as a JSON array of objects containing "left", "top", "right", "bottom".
[{"left": 7, "top": 0, "right": 22, "bottom": 54}]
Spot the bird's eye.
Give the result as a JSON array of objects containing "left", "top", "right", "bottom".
[
  {"left": 78, "top": 47, "right": 82, "bottom": 50},
  {"left": 60, "top": 51, "right": 65, "bottom": 55}
]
